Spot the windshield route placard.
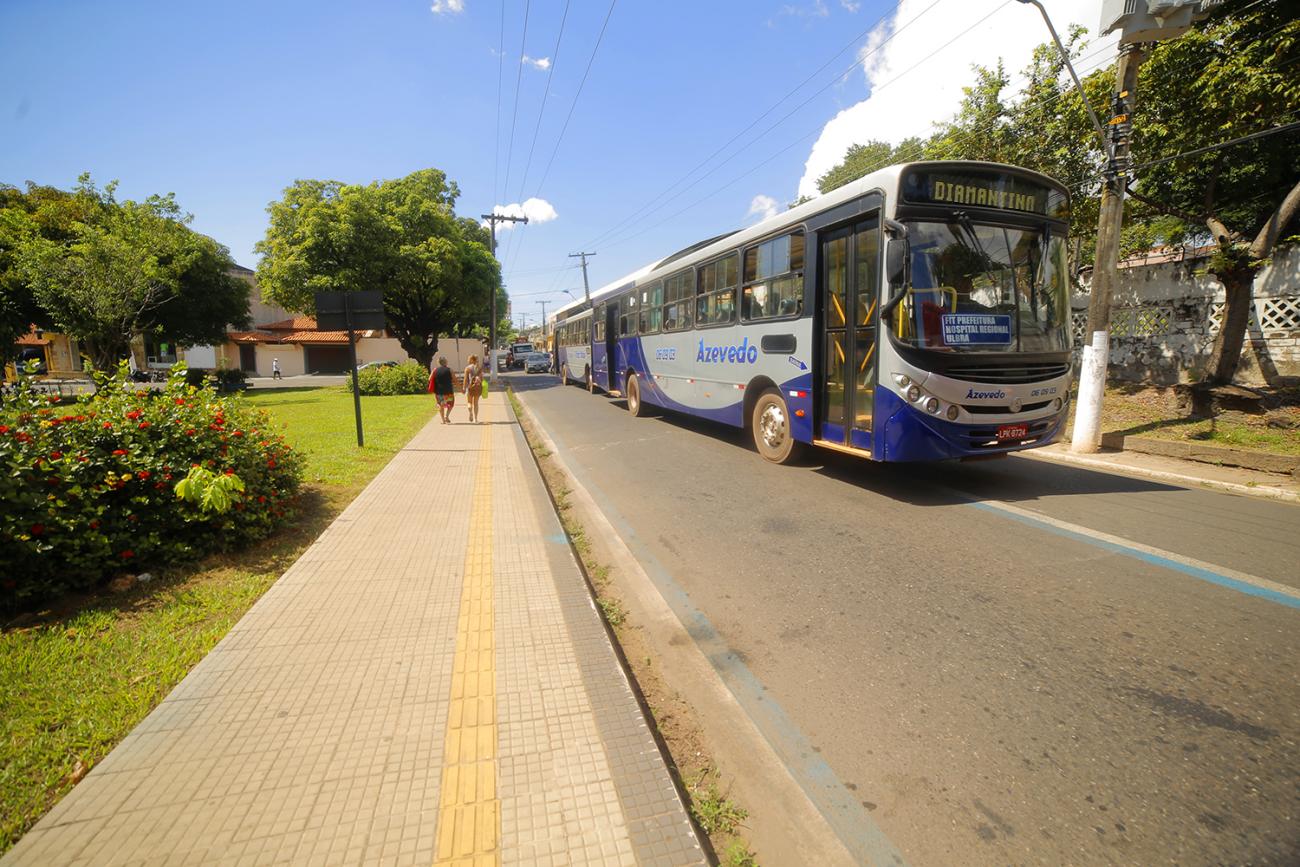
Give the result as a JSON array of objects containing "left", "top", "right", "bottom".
[{"left": 941, "top": 313, "right": 1012, "bottom": 346}]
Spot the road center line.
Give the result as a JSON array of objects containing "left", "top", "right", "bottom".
[
  {"left": 970, "top": 500, "right": 1300, "bottom": 611},
  {"left": 435, "top": 426, "right": 500, "bottom": 865}
]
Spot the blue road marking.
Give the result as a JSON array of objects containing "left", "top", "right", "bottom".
[{"left": 969, "top": 502, "right": 1300, "bottom": 611}]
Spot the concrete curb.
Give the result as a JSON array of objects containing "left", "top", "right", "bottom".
[
  {"left": 1089, "top": 432, "right": 1300, "bottom": 477},
  {"left": 510, "top": 389, "right": 864, "bottom": 867},
  {"left": 1027, "top": 448, "right": 1300, "bottom": 504}
]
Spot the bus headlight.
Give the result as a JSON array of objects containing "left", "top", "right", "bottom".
[
  {"left": 946, "top": 405, "right": 959, "bottom": 421},
  {"left": 894, "top": 374, "right": 910, "bottom": 388},
  {"left": 924, "top": 397, "right": 940, "bottom": 414},
  {"left": 906, "top": 385, "right": 921, "bottom": 402},
  {"left": 1053, "top": 397, "right": 1063, "bottom": 411}
]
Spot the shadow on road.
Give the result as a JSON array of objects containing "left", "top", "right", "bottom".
[
  {"left": 502, "top": 372, "right": 564, "bottom": 393},
  {"left": 575, "top": 397, "right": 1183, "bottom": 507}
]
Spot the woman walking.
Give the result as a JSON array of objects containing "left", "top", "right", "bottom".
[
  {"left": 429, "top": 356, "right": 455, "bottom": 424},
  {"left": 463, "top": 354, "right": 484, "bottom": 423}
]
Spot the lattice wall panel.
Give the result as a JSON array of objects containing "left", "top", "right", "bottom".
[{"left": 1260, "top": 296, "right": 1300, "bottom": 332}]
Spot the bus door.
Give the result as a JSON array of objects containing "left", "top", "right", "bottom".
[
  {"left": 592, "top": 302, "right": 611, "bottom": 391},
  {"left": 820, "top": 216, "right": 880, "bottom": 450}
]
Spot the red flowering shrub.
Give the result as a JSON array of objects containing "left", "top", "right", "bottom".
[{"left": 1, "top": 364, "right": 304, "bottom": 610}]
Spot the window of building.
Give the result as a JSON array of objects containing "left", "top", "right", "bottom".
[
  {"left": 695, "top": 254, "right": 738, "bottom": 328},
  {"left": 662, "top": 269, "right": 694, "bottom": 332},
  {"left": 742, "top": 231, "right": 804, "bottom": 321}
]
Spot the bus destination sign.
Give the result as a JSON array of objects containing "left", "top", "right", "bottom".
[{"left": 901, "top": 169, "right": 1068, "bottom": 218}]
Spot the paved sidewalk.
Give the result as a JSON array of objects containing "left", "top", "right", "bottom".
[{"left": 4, "top": 392, "right": 705, "bottom": 866}]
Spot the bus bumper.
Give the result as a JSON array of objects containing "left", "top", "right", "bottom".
[{"left": 876, "top": 389, "right": 1068, "bottom": 462}]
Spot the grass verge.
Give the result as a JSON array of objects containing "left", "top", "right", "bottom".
[
  {"left": 0, "top": 387, "right": 437, "bottom": 854},
  {"left": 1074, "top": 384, "right": 1300, "bottom": 457},
  {"left": 507, "top": 389, "right": 759, "bottom": 865}
]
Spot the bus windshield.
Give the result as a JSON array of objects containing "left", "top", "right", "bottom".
[{"left": 890, "top": 220, "right": 1070, "bottom": 353}]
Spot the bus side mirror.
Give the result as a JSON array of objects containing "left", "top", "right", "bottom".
[{"left": 886, "top": 238, "right": 908, "bottom": 288}]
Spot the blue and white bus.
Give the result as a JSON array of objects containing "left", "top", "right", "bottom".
[{"left": 550, "top": 161, "right": 1073, "bottom": 464}]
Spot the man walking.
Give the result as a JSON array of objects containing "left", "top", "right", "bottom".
[{"left": 272, "top": 358, "right": 282, "bottom": 380}]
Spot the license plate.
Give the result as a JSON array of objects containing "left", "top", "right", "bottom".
[{"left": 996, "top": 424, "right": 1028, "bottom": 441}]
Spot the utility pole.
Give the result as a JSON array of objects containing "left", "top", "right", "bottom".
[
  {"left": 481, "top": 211, "right": 528, "bottom": 384},
  {"left": 537, "top": 300, "right": 549, "bottom": 343},
  {"left": 1073, "top": 44, "right": 1144, "bottom": 453},
  {"left": 569, "top": 251, "right": 596, "bottom": 304}
]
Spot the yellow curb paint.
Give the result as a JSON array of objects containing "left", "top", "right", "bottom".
[{"left": 435, "top": 426, "right": 500, "bottom": 866}]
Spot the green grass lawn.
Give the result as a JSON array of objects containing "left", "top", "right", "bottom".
[{"left": 0, "top": 387, "right": 437, "bottom": 854}]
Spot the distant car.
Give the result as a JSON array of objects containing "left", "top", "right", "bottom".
[
  {"left": 508, "top": 342, "right": 535, "bottom": 370},
  {"left": 356, "top": 360, "right": 398, "bottom": 371},
  {"left": 524, "top": 352, "right": 552, "bottom": 374}
]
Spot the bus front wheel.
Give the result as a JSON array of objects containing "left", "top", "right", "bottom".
[
  {"left": 752, "top": 389, "right": 800, "bottom": 464},
  {"left": 627, "top": 373, "right": 648, "bottom": 417}
]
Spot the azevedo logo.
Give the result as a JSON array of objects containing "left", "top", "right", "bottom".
[
  {"left": 697, "top": 337, "right": 759, "bottom": 364},
  {"left": 965, "top": 387, "right": 1007, "bottom": 400}
]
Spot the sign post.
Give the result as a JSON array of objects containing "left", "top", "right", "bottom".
[{"left": 315, "top": 291, "right": 387, "bottom": 448}]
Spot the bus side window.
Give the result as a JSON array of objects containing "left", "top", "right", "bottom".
[
  {"left": 743, "top": 231, "right": 803, "bottom": 321},
  {"left": 696, "top": 254, "right": 738, "bottom": 328}
]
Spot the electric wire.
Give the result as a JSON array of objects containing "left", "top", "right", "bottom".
[
  {"left": 501, "top": 0, "right": 533, "bottom": 199},
  {"left": 583, "top": 0, "right": 957, "bottom": 251},
  {"left": 593, "top": 0, "right": 1018, "bottom": 252},
  {"left": 576, "top": 0, "right": 919, "bottom": 251},
  {"left": 515, "top": 0, "right": 572, "bottom": 203},
  {"left": 493, "top": 0, "right": 505, "bottom": 204}
]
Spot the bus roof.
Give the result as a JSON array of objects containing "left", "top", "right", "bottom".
[{"left": 551, "top": 160, "right": 1067, "bottom": 317}]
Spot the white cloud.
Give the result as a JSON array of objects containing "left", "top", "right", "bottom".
[
  {"left": 796, "top": 0, "right": 1115, "bottom": 198},
  {"left": 840, "top": 1, "right": 861, "bottom": 11},
  {"left": 522, "top": 55, "right": 551, "bottom": 71},
  {"left": 748, "top": 194, "right": 779, "bottom": 222},
  {"left": 430, "top": 0, "right": 464, "bottom": 15},
  {"left": 483, "top": 198, "right": 558, "bottom": 232},
  {"left": 780, "top": 0, "right": 830, "bottom": 19}
]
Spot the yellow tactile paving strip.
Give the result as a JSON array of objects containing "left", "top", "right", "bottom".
[{"left": 435, "top": 426, "right": 500, "bottom": 867}]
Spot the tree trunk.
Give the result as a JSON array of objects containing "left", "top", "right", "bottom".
[
  {"left": 82, "top": 336, "right": 130, "bottom": 373},
  {"left": 1203, "top": 267, "right": 1253, "bottom": 386},
  {"left": 400, "top": 335, "right": 437, "bottom": 370},
  {"left": 1202, "top": 180, "right": 1300, "bottom": 386}
]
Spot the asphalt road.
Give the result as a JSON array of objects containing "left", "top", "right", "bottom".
[{"left": 508, "top": 372, "right": 1300, "bottom": 867}]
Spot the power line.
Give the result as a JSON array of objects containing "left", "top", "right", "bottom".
[
  {"left": 501, "top": 0, "right": 532, "bottom": 199},
  {"left": 576, "top": 0, "right": 918, "bottom": 251},
  {"left": 583, "top": 0, "right": 953, "bottom": 251},
  {"left": 499, "top": 0, "right": 618, "bottom": 289},
  {"left": 594, "top": 0, "right": 1016, "bottom": 252},
  {"left": 493, "top": 0, "right": 505, "bottom": 204},
  {"left": 515, "top": 0, "right": 572, "bottom": 203},
  {"left": 531, "top": 0, "right": 619, "bottom": 198}
]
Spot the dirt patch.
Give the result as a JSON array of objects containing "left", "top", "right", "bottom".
[
  {"left": 1070, "top": 384, "right": 1300, "bottom": 458},
  {"left": 510, "top": 390, "right": 757, "bottom": 866}
]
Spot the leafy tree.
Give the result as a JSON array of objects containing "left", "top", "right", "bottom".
[
  {"left": 0, "top": 182, "right": 98, "bottom": 360},
  {"left": 817, "top": 138, "right": 925, "bottom": 195},
  {"left": 814, "top": 0, "right": 1299, "bottom": 384},
  {"left": 5, "top": 176, "right": 249, "bottom": 370},
  {"left": 255, "top": 168, "right": 503, "bottom": 368},
  {"left": 1121, "top": 0, "right": 1300, "bottom": 384}
]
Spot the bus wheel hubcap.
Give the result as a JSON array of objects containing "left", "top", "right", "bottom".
[{"left": 760, "top": 404, "right": 786, "bottom": 449}]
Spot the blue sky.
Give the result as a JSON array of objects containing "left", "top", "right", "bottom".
[{"left": 1, "top": 0, "right": 1107, "bottom": 332}]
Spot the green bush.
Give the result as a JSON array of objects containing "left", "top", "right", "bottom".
[
  {"left": 353, "top": 362, "right": 429, "bottom": 396},
  {"left": 0, "top": 363, "right": 304, "bottom": 611}
]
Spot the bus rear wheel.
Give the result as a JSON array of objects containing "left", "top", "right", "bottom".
[
  {"left": 585, "top": 367, "right": 593, "bottom": 392},
  {"left": 752, "top": 389, "right": 800, "bottom": 464},
  {"left": 627, "top": 373, "right": 648, "bottom": 417}
]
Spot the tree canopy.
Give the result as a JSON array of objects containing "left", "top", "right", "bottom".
[
  {"left": 815, "top": 0, "right": 1300, "bottom": 383},
  {"left": 254, "top": 168, "right": 504, "bottom": 368},
  {"left": 1, "top": 176, "right": 249, "bottom": 369}
]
